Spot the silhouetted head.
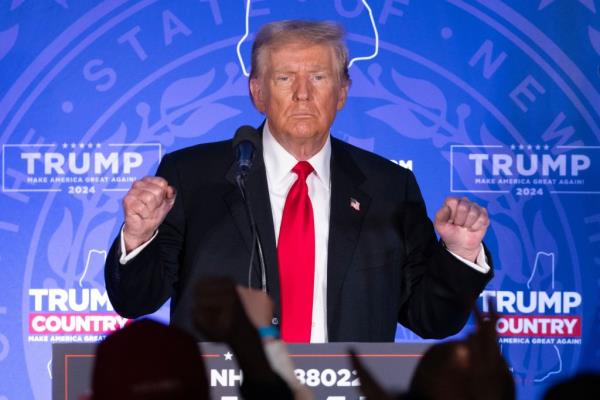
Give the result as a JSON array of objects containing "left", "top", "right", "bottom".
[
  {"left": 410, "top": 340, "right": 514, "bottom": 400},
  {"left": 91, "top": 319, "right": 209, "bottom": 400},
  {"left": 543, "top": 373, "right": 600, "bottom": 400}
]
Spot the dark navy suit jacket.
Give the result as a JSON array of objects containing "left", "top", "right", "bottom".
[{"left": 105, "top": 133, "right": 492, "bottom": 341}]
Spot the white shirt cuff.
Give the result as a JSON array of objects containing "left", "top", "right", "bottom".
[
  {"left": 446, "top": 243, "right": 490, "bottom": 274},
  {"left": 119, "top": 226, "right": 158, "bottom": 265}
]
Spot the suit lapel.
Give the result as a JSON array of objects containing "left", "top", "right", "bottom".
[
  {"left": 327, "top": 139, "right": 371, "bottom": 334},
  {"left": 223, "top": 136, "right": 281, "bottom": 317}
]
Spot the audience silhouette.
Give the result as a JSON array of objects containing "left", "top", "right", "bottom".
[{"left": 86, "top": 282, "right": 597, "bottom": 399}]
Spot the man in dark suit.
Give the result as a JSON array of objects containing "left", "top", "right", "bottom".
[{"left": 105, "top": 20, "right": 492, "bottom": 342}]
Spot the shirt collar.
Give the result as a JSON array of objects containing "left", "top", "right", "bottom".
[{"left": 262, "top": 120, "right": 331, "bottom": 190}]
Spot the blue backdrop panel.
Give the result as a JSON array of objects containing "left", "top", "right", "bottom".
[{"left": 1, "top": 1, "right": 599, "bottom": 399}]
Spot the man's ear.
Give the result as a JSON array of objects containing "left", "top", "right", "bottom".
[
  {"left": 336, "top": 82, "right": 349, "bottom": 111},
  {"left": 250, "top": 78, "right": 266, "bottom": 113}
]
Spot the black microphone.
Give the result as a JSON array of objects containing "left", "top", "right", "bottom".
[
  {"left": 231, "top": 125, "right": 267, "bottom": 293},
  {"left": 233, "top": 125, "right": 259, "bottom": 178}
]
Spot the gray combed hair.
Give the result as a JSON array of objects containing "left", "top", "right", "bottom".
[{"left": 249, "top": 19, "right": 350, "bottom": 84}]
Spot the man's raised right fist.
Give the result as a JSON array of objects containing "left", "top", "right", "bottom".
[{"left": 122, "top": 176, "right": 176, "bottom": 252}]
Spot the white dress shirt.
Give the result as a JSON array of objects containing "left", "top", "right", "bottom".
[{"left": 120, "top": 122, "right": 490, "bottom": 343}]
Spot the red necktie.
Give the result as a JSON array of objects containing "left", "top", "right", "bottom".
[{"left": 278, "top": 161, "right": 315, "bottom": 343}]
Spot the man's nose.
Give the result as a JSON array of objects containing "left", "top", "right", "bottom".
[{"left": 292, "top": 76, "right": 311, "bottom": 101}]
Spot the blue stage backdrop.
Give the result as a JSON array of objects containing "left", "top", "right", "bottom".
[{"left": 1, "top": 1, "right": 599, "bottom": 399}]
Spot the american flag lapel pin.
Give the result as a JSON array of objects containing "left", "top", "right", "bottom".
[{"left": 350, "top": 197, "right": 360, "bottom": 211}]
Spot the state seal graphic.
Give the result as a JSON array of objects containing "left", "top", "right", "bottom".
[{"left": 0, "top": 1, "right": 598, "bottom": 399}]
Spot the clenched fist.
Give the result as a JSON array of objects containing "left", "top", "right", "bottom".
[
  {"left": 434, "top": 197, "right": 489, "bottom": 262},
  {"left": 122, "top": 176, "right": 176, "bottom": 252}
]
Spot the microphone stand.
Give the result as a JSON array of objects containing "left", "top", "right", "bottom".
[{"left": 235, "top": 173, "right": 267, "bottom": 293}]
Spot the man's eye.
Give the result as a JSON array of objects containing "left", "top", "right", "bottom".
[
  {"left": 276, "top": 76, "right": 289, "bottom": 82},
  {"left": 313, "top": 75, "right": 325, "bottom": 81}
]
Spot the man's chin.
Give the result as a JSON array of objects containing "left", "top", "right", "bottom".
[{"left": 288, "top": 127, "right": 323, "bottom": 140}]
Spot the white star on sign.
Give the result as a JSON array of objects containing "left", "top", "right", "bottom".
[{"left": 224, "top": 352, "right": 233, "bottom": 361}]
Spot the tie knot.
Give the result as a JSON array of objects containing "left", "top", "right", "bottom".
[{"left": 292, "top": 161, "right": 314, "bottom": 181}]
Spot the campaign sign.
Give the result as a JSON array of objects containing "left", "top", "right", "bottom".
[{"left": 1, "top": 1, "right": 599, "bottom": 399}]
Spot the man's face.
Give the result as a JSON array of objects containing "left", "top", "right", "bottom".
[{"left": 250, "top": 42, "right": 348, "bottom": 154}]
